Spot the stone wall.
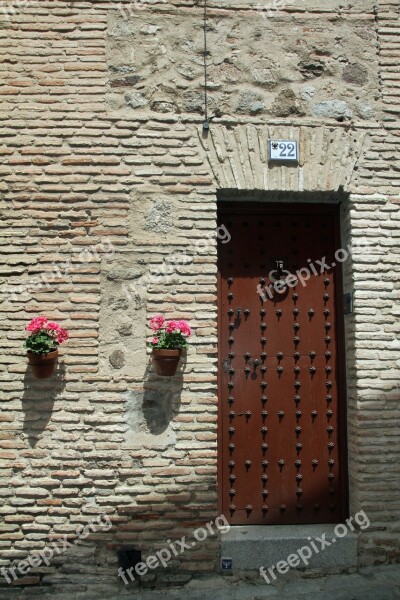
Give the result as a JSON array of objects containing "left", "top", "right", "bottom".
[{"left": 0, "top": 0, "right": 399, "bottom": 594}]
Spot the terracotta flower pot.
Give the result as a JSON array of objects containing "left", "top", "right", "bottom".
[
  {"left": 27, "top": 349, "right": 58, "bottom": 379},
  {"left": 152, "top": 348, "right": 182, "bottom": 376}
]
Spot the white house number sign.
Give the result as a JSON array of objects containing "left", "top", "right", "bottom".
[{"left": 268, "top": 140, "right": 298, "bottom": 162}]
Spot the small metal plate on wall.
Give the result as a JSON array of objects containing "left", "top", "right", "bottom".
[
  {"left": 343, "top": 292, "right": 353, "bottom": 314},
  {"left": 221, "top": 557, "right": 233, "bottom": 571},
  {"left": 268, "top": 140, "right": 298, "bottom": 162}
]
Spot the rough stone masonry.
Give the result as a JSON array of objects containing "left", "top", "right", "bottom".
[{"left": 0, "top": 0, "right": 399, "bottom": 596}]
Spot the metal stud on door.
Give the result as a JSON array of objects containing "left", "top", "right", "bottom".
[{"left": 218, "top": 203, "right": 348, "bottom": 525}]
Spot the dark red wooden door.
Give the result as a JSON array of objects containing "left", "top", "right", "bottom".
[{"left": 218, "top": 203, "right": 348, "bottom": 525}]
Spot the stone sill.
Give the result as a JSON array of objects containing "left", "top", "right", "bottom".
[{"left": 221, "top": 524, "right": 358, "bottom": 571}]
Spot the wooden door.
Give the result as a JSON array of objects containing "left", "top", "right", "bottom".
[{"left": 218, "top": 202, "right": 348, "bottom": 525}]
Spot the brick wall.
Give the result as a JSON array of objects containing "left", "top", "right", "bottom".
[{"left": 0, "top": 0, "right": 399, "bottom": 594}]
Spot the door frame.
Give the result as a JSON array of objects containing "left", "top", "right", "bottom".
[{"left": 217, "top": 201, "right": 349, "bottom": 523}]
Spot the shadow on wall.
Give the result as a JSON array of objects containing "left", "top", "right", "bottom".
[
  {"left": 143, "top": 352, "right": 186, "bottom": 434},
  {"left": 22, "top": 361, "right": 67, "bottom": 448},
  {"left": 124, "top": 353, "right": 186, "bottom": 445}
]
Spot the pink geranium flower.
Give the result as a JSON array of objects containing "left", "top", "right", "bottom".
[
  {"left": 165, "top": 320, "right": 179, "bottom": 333},
  {"left": 148, "top": 314, "right": 191, "bottom": 350},
  {"left": 25, "top": 316, "right": 69, "bottom": 355},
  {"left": 177, "top": 320, "right": 191, "bottom": 336},
  {"left": 149, "top": 314, "right": 165, "bottom": 331},
  {"left": 26, "top": 316, "right": 48, "bottom": 333}
]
